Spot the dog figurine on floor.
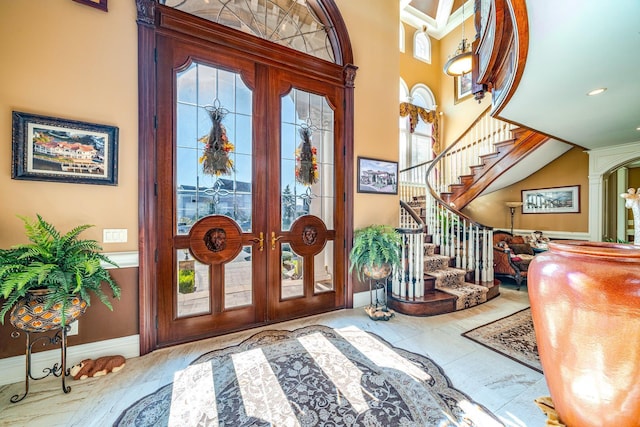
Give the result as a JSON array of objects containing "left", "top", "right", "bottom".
[{"left": 70, "top": 355, "right": 126, "bottom": 380}]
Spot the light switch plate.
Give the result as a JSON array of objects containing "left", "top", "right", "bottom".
[
  {"left": 68, "top": 321, "right": 79, "bottom": 336},
  {"left": 103, "top": 229, "right": 128, "bottom": 243}
]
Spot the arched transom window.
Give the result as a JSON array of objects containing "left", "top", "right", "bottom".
[{"left": 160, "top": 0, "right": 336, "bottom": 62}]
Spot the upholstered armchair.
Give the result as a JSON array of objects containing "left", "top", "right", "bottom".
[{"left": 493, "top": 230, "right": 535, "bottom": 290}]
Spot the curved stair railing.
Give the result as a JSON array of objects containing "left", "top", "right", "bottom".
[
  {"left": 434, "top": 107, "right": 517, "bottom": 200},
  {"left": 424, "top": 125, "right": 497, "bottom": 284},
  {"left": 395, "top": 200, "right": 427, "bottom": 300}
]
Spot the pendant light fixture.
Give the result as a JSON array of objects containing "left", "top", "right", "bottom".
[{"left": 443, "top": 2, "right": 473, "bottom": 76}]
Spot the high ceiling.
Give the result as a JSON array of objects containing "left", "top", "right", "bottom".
[
  {"left": 401, "top": 0, "right": 467, "bottom": 39},
  {"left": 498, "top": 0, "right": 640, "bottom": 151},
  {"left": 401, "top": 0, "right": 640, "bottom": 152}
]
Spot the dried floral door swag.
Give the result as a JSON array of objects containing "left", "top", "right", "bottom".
[
  {"left": 199, "top": 103, "right": 234, "bottom": 176},
  {"left": 295, "top": 126, "right": 319, "bottom": 186}
]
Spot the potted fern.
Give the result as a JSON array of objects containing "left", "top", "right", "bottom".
[
  {"left": 349, "top": 224, "right": 401, "bottom": 281},
  {"left": 0, "top": 215, "right": 121, "bottom": 332}
]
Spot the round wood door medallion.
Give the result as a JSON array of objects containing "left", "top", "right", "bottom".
[
  {"left": 289, "top": 215, "right": 328, "bottom": 257},
  {"left": 188, "top": 215, "right": 243, "bottom": 265}
]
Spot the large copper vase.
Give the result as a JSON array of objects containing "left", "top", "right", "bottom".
[{"left": 528, "top": 241, "right": 640, "bottom": 427}]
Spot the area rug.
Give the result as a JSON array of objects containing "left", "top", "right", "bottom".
[
  {"left": 462, "top": 308, "right": 542, "bottom": 373},
  {"left": 115, "top": 325, "right": 504, "bottom": 426}
]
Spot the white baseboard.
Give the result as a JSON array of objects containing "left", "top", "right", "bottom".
[
  {"left": 0, "top": 334, "right": 140, "bottom": 387},
  {"left": 512, "top": 229, "right": 590, "bottom": 241},
  {"left": 101, "top": 251, "right": 139, "bottom": 269},
  {"left": 353, "top": 291, "right": 376, "bottom": 308}
]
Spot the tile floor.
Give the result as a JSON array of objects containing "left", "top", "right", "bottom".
[{"left": 0, "top": 286, "right": 549, "bottom": 426}]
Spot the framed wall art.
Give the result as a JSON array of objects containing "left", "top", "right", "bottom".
[
  {"left": 73, "top": 0, "right": 108, "bottom": 12},
  {"left": 12, "top": 111, "right": 118, "bottom": 186},
  {"left": 454, "top": 71, "right": 473, "bottom": 104},
  {"left": 357, "top": 157, "right": 398, "bottom": 195},
  {"left": 522, "top": 185, "right": 580, "bottom": 214}
]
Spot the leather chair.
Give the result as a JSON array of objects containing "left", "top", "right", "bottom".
[{"left": 493, "top": 230, "right": 535, "bottom": 290}]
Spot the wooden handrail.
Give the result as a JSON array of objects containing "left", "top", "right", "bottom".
[
  {"left": 474, "top": 0, "right": 529, "bottom": 115},
  {"left": 399, "top": 200, "right": 426, "bottom": 232}
]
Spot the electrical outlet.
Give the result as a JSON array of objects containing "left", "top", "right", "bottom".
[{"left": 68, "top": 320, "right": 79, "bottom": 336}]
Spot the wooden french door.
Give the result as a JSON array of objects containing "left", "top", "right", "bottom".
[{"left": 155, "top": 35, "right": 345, "bottom": 346}]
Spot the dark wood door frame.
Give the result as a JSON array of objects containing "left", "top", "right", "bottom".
[{"left": 135, "top": 0, "right": 356, "bottom": 355}]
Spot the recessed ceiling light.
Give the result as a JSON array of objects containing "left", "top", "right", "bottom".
[
  {"left": 637, "top": 126, "right": 640, "bottom": 131},
  {"left": 587, "top": 88, "right": 607, "bottom": 96}
]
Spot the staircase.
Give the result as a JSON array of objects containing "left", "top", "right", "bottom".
[
  {"left": 442, "top": 128, "right": 550, "bottom": 209},
  {"left": 388, "top": 199, "right": 497, "bottom": 316},
  {"left": 391, "top": 110, "right": 551, "bottom": 316}
]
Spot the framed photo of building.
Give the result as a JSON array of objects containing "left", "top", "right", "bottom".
[
  {"left": 357, "top": 157, "right": 398, "bottom": 194},
  {"left": 12, "top": 111, "right": 118, "bottom": 186},
  {"left": 73, "top": 0, "right": 108, "bottom": 12},
  {"left": 454, "top": 71, "right": 473, "bottom": 104},
  {"left": 522, "top": 185, "right": 580, "bottom": 214}
]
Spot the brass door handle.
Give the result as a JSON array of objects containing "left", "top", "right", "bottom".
[
  {"left": 271, "top": 231, "right": 283, "bottom": 250},
  {"left": 250, "top": 232, "right": 264, "bottom": 251}
]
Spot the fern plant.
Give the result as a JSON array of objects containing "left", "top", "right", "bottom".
[
  {"left": 349, "top": 224, "right": 401, "bottom": 281},
  {"left": 0, "top": 215, "right": 121, "bottom": 326}
]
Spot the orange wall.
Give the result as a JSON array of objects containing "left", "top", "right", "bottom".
[
  {"left": 464, "top": 147, "right": 590, "bottom": 232},
  {"left": 0, "top": 0, "right": 139, "bottom": 252}
]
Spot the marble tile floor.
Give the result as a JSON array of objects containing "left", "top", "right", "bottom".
[{"left": 0, "top": 288, "right": 549, "bottom": 426}]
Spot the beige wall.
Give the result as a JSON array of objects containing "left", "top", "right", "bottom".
[
  {"left": 0, "top": 0, "right": 139, "bottom": 251},
  {"left": 464, "top": 147, "right": 590, "bottom": 232},
  {"left": 337, "top": 0, "right": 400, "bottom": 228},
  {"left": 0, "top": 0, "right": 401, "bottom": 244},
  {"left": 400, "top": 23, "right": 441, "bottom": 94}
]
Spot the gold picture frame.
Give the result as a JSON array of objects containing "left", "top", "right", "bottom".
[{"left": 454, "top": 71, "right": 473, "bottom": 104}]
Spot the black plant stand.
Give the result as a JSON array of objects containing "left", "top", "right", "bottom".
[
  {"left": 365, "top": 277, "right": 394, "bottom": 321},
  {"left": 10, "top": 325, "right": 71, "bottom": 403}
]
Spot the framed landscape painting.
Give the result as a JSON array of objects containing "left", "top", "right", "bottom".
[
  {"left": 357, "top": 157, "right": 398, "bottom": 195},
  {"left": 12, "top": 111, "right": 118, "bottom": 186},
  {"left": 522, "top": 185, "right": 580, "bottom": 214}
]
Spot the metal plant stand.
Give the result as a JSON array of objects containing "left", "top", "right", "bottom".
[
  {"left": 365, "top": 277, "right": 395, "bottom": 321},
  {"left": 10, "top": 326, "right": 71, "bottom": 403}
]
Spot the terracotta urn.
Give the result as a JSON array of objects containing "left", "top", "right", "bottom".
[{"left": 528, "top": 240, "right": 640, "bottom": 427}]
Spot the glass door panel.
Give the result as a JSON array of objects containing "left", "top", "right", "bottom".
[
  {"left": 176, "top": 250, "right": 210, "bottom": 318},
  {"left": 314, "top": 241, "right": 334, "bottom": 293},
  {"left": 281, "top": 244, "right": 304, "bottom": 299},
  {"left": 176, "top": 62, "right": 254, "bottom": 235},
  {"left": 280, "top": 89, "right": 335, "bottom": 230},
  {"left": 224, "top": 247, "right": 253, "bottom": 309}
]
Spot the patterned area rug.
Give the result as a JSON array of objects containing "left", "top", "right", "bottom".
[
  {"left": 462, "top": 308, "right": 541, "bottom": 373},
  {"left": 115, "top": 325, "right": 504, "bottom": 426}
]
